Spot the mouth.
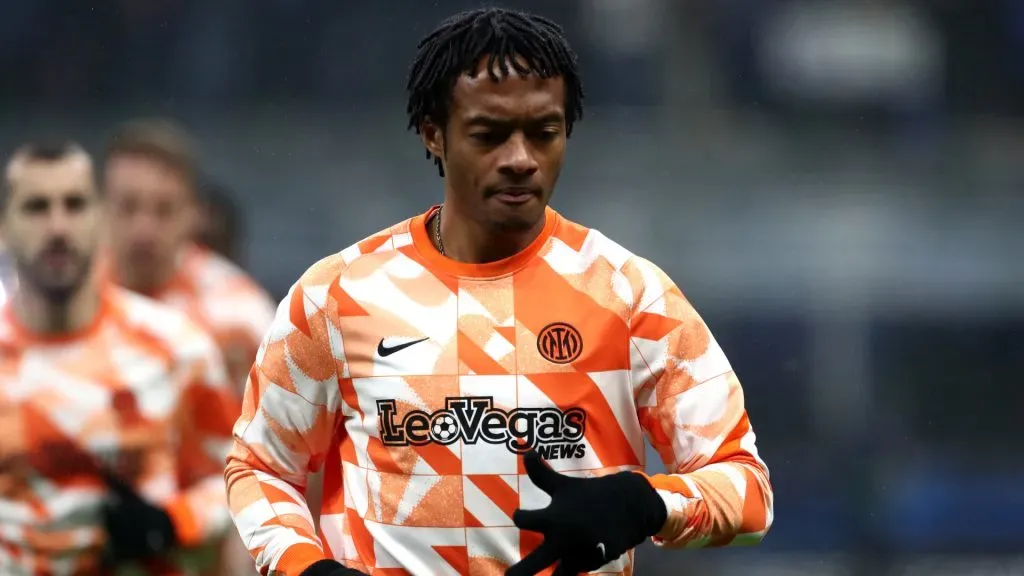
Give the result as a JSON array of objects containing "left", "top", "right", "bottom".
[
  {"left": 128, "top": 247, "right": 157, "bottom": 262},
  {"left": 492, "top": 187, "right": 539, "bottom": 205},
  {"left": 41, "top": 249, "right": 75, "bottom": 270}
]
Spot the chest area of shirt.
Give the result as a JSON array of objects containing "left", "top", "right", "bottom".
[
  {"left": 337, "top": 271, "right": 633, "bottom": 379},
  {"left": 156, "top": 287, "right": 201, "bottom": 319},
  {"left": 347, "top": 370, "right": 641, "bottom": 474},
  {"left": 0, "top": 349, "right": 177, "bottom": 483},
  {"left": 335, "top": 273, "right": 643, "bottom": 472}
]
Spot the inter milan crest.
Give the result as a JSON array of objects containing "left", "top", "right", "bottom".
[{"left": 537, "top": 322, "right": 582, "bottom": 364}]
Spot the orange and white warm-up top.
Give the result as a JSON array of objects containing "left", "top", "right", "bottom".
[
  {"left": 226, "top": 206, "right": 774, "bottom": 576},
  {"left": 0, "top": 287, "right": 239, "bottom": 575},
  {"left": 112, "top": 244, "right": 277, "bottom": 397}
]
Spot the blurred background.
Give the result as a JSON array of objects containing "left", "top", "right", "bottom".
[{"left": 1, "top": 0, "right": 1022, "bottom": 574}]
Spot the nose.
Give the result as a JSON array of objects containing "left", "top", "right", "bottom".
[
  {"left": 125, "top": 210, "right": 159, "bottom": 248},
  {"left": 497, "top": 133, "right": 539, "bottom": 178},
  {"left": 45, "top": 205, "right": 73, "bottom": 238}
]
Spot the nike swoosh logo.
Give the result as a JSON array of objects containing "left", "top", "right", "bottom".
[{"left": 377, "top": 337, "right": 429, "bottom": 357}]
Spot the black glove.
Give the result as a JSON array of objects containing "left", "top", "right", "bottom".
[
  {"left": 300, "top": 559, "right": 369, "bottom": 576},
  {"left": 102, "top": 472, "right": 177, "bottom": 563},
  {"left": 506, "top": 451, "right": 668, "bottom": 576}
]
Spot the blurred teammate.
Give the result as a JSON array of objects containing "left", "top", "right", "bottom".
[
  {"left": 102, "top": 119, "right": 276, "bottom": 400},
  {"left": 226, "top": 7, "right": 773, "bottom": 576},
  {"left": 101, "top": 120, "right": 276, "bottom": 575},
  {"left": 0, "top": 140, "right": 237, "bottom": 574}
]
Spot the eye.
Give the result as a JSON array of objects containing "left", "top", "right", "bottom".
[
  {"left": 65, "top": 195, "right": 89, "bottom": 212},
  {"left": 534, "top": 129, "right": 560, "bottom": 141},
  {"left": 155, "top": 200, "right": 176, "bottom": 219},
  {"left": 22, "top": 198, "right": 49, "bottom": 214},
  {"left": 470, "top": 131, "right": 505, "bottom": 145}
]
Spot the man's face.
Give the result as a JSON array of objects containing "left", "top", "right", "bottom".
[
  {"left": 2, "top": 154, "right": 101, "bottom": 301},
  {"left": 423, "top": 57, "right": 567, "bottom": 233},
  {"left": 104, "top": 154, "right": 194, "bottom": 288}
]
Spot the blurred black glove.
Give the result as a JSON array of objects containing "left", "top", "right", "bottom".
[
  {"left": 506, "top": 451, "right": 668, "bottom": 576},
  {"left": 300, "top": 559, "right": 369, "bottom": 576},
  {"left": 101, "top": 472, "right": 177, "bottom": 563}
]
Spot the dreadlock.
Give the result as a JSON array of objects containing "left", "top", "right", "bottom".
[{"left": 406, "top": 7, "right": 585, "bottom": 176}]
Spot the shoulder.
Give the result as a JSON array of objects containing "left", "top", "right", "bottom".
[
  {"left": 336, "top": 216, "right": 418, "bottom": 273},
  {"left": 110, "top": 288, "right": 223, "bottom": 367},
  {"left": 184, "top": 246, "right": 276, "bottom": 308},
  {"left": 181, "top": 247, "right": 278, "bottom": 339},
  {"left": 255, "top": 217, "right": 416, "bottom": 349},
  {"left": 547, "top": 212, "right": 679, "bottom": 313},
  {"left": 291, "top": 216, "right": 416, "bottom": 297}
]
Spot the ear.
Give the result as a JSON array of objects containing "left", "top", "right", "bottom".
[{"left": 420, "top": 119, "right": 445, "bottom": 164}]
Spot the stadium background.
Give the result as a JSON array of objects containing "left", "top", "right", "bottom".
[{"left": 1, "top": 1, "right": 1022, "bottom": 574}]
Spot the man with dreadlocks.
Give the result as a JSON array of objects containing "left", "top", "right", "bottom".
[{"left": 225, "top": 7, "right": 773, "bottom": 576}]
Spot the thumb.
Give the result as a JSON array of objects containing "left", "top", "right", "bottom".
[
  {"left": 512, "top": 508, "right": 550, "bottom": 533},
  {"left": 523, "top": 450, "right": 565, "bottom": 495}
]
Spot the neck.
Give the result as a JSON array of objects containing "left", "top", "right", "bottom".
[
  {"left": 117, "top": 253, "right": 180, "bottom": 296},
  {"left": 13, "top": 279, "right": 101, "bottom": 336},
  {"left": 437, "top": 203, "right": 546, "bottom": 264},
  {"left": 122, "top": 266, "right": 174, "bottom": 296}
]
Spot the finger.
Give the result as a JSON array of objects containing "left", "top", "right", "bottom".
[
  {"left": 512, "top": 508, "right": 550, "bottom": 533},
  {"left": 505, "top": 541, "right": 560, "bottom": 576},
  {"left": 523, "top": 450, "right": 564, "bottom": 495}
]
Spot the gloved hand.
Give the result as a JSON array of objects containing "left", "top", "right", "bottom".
[
  {"left": 506, "top": 451, "right": 668, "bottom": 576},
  {"left": 102, "top": 473, "right": 177, "bottom": 563},
  {"left": 300, "top": 559, "right": 370, "bottom": 576}
]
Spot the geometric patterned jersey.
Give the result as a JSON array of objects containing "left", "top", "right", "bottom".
[
  {"left": 225, "top": 206, "right": 774, "bottom": 576},
  {"left": 0, "top": 286, "right": 239, "bottom": 575},
  {"left": 113, "top": 243, "right": 278, "bottom": 397}
]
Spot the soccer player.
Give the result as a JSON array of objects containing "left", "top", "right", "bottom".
[
  {"left": 0, "top": 140, "right": 238, "bottom": 574},
  {"left": 101, "top": 120, "right": 278, "bottom": 574},
  {"left": 225, "top": 7, "right": 774, "bottom": 576},
  {"left": 102, "top": 119, "right": 277, "bottom": 397}
]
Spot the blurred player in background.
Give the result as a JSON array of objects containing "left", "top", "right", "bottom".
[
  {"left": 100, "top": 119, "right": 279, "bottom": 575},
  {"left": 225, "top": 7, "right": 773, "bottom": 576},
  {"left": 102, "top": 119, "right": 276, "bottom": 397},
  {"left": 0, "top": 140, "right": 238, "bottom": 574}
]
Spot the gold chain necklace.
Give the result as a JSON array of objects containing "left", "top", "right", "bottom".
[{"left": 433, "top": 206, "right": 445, "bottom": 256}]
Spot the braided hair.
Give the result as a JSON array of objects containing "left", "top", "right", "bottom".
[{"left": 406, "top": 7, "right": 585, "bottom": 176}]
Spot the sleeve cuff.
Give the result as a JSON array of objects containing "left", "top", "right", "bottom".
[
  {"left": 637, "top": 471, "right": 695, "bottom": 497},
  {"left": 634, "top": 471, "right": 696, "bottom": 543},
  {"left": 299, "top": 558, "right": 348, "bottom": 576},
  {"left": 278, "top": 542, "right": 332, "bottom": 576},
  {"left": 165, "top": 495, "right": 204, "bottom": 548}
]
